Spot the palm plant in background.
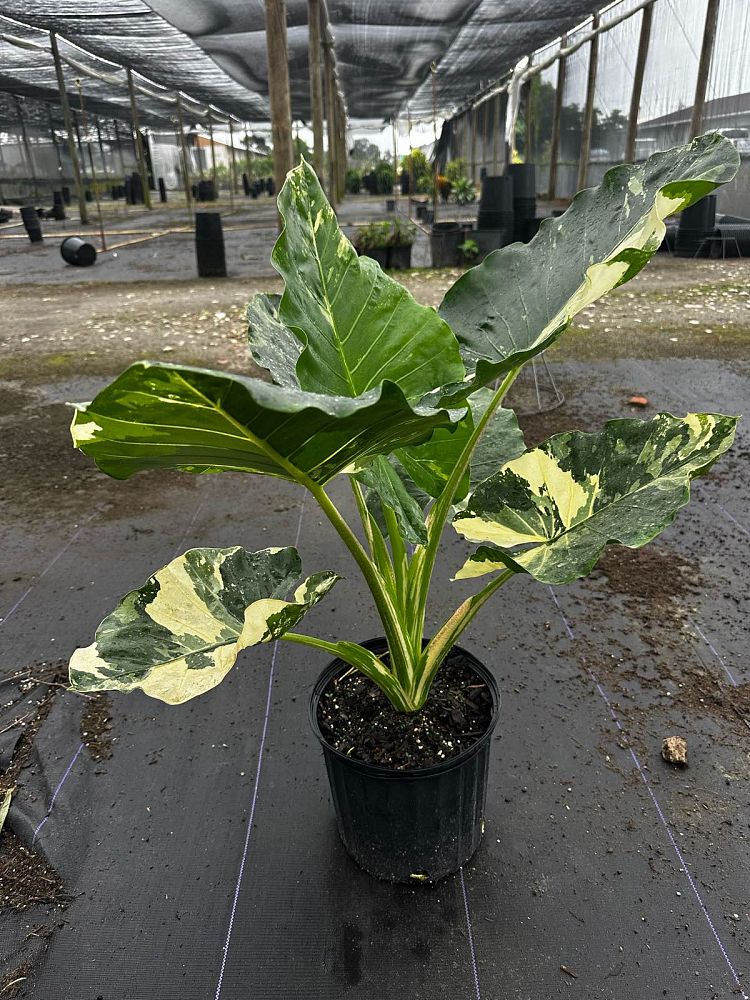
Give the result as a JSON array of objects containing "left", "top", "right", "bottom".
[{"left": 68, "top": 136, "right": 738, "bottom": 715}]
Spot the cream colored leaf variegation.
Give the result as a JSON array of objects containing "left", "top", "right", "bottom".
[
  {"left": 454, "top": 413, "right": 738, "bottom": 585},
  {"left": 69, "top": 546, "right": 339, "bottom": 704}
]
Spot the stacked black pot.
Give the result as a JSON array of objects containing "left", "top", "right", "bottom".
[
  {"left": 195, "top": 211, "right": 226, "bottom": 278},
  {"left": 477, "top": 175, "right": 514, "bottom": 247},
  {"left": 675, "top": 194, "right": 716, "bottom": 257},
  {"left": 506, "top": 163, "right": 537, "bottom": 242}
]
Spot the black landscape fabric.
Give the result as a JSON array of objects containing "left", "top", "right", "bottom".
[{"left": 0, "top": 358, "right": 748, "bottom": 998}]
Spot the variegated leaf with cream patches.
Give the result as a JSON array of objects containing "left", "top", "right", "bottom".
[
  {"left": 453, "top": 413, "right": 737, "bottom": 585},
  {"left": 69, "top": 546, "right": 339, "bottom": 705},
  {"left": 440, "top": 135, "right": 739, "bottom": 397},
  {"left": 71, "top": 361, "right": 462, "bottom": 485},
  {"left": 263, "top": 159, "right": 465, "bottom": 401}
]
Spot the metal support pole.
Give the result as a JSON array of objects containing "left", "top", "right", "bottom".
[
  {"left": 431, "top": 62, "right": 439, "bottom": 222},
  {"left": 690, "top": 0, "right": 720, "bottom": 139},
  {"left": 523, "top": 74, "right": 534, "bottom": 163},
  {"left": 114, "top": 119, "right": 127, "bottom": 175},
  {"left": 392, "top": 117, "right": 399, "bottom": 207},
  {"left": 86, "top": 145, "right": 107, "bottom": 250},
  {"left": 548, "top": 36, "right": 567, "bottom": 200},
  {"left": 175, "top": 95, "right": 193, "bottom": 220},
  {"left": 49, "top": 31, "right": 88, "bottom": 224},
  {"left": 207, "top": 117, "right": 218, "bottom": 193},
  {"left": 95, "top": 116, "right": 108, "bottom": 176},
  {"left": 407, "top": 104, "right": 414, "bottom": 211},
  {"left": 15, "top": 97, "right": 39, "bottom": 199},
  {"left": 127, "top": 67, "right": 152, "bottom": 209},
  {"left": 625, "top": 3, "right": 654, "bottom": 163},
  {"left": 48, "top": 105, "right": 63, "bottom": 176},
  {"left": 577, "top": 16, "right": 599, "bottom": 193},
  {"left": 265, "top": 0, "right": 295, "bottom": 213},
  {"left": 492, "top": 92, "right": 501, "bottom": 172},
  {"left": 308, "top": 0, "right": 325, "bottom": 179},
  {"left": 229, "top": 118, "right": 238, "bottom": 199},
  {"left": 244, "top": 129, "right": 252, "bottom": 180},
  {"left": 336, "top": 97, "right": 346, "bottom": 201},
  {"left": 470, "top": 106, "right": 477, "bottom": 180}
]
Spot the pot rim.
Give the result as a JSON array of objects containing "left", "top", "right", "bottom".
[{"left": 309, "top": 637, "right": 500, "bottom": 780}]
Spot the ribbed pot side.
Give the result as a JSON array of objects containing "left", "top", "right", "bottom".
[{"left": 310, "top": 640, "right": 499, "bottom": 883}]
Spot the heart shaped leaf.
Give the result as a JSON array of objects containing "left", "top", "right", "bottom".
[
  {"left": 453, "top": 412, "right": 737, "bottom": 584},
  {"left": 69, "top": 546, "right": 339, "bottom": 704},
  {"left": 440, "top": 135, "right": 739, "bottom": 395},
  {"left": 71, "top": 362, "right": 462, "bottom": 486}
]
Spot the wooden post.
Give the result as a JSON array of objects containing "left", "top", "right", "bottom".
[
  {"left": 324, "top": 45, "right": 337, "bottom": 204},
  {"left": 49, "top": 31, "right": 88, "bottom": 223},
  {"left": 175, "top": 95, "right": 193, "bottom": 219},
  {"left": 126, "top": 67, "right": 152, "bottom": 209},
  {"left": 308, "top": 0, "right": 325, "bottom": 179},
  {"left": 625, "top": 3, "right": 654, "bottom": 163},
  {"left": 15, "top": 97, "right": 39, "bottom": 199},
  {"left": 265, "top": 0, "right": 294, "bottom": 213},
  {"left": 690, "top": 0, "right": 720, "bottom": 139},
  {"left": 577, "top": 16, "right": 599, "bottom": 192},
  {"left": 492, "top": 93, "right": 501, "bottom": 172},
  {"left": 548, "top": 36, "right": 567, "bottom": 199},
  {"left": 86, "top": 144, "right": 107, "bottom": 250}
]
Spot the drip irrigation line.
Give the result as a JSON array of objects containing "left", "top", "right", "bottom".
[
  {"left": 547, "top": 584, "right": 748, "bottom": 1000},
  {"left": 32, "top": 742, "right": 84, "bottom": 846},
  {"left": 214, "top": 496, "right": 306, "bottom": 1000},
  {"left": 686, "top": 616, "right": 739, "bottom": 687}
]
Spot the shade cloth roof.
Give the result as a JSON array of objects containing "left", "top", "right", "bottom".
[{"left": 0, "top": 0, "right": 603, "bottom": 127}]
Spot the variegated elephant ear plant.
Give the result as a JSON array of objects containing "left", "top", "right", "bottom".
[{"left": 69, "top": 135, "right": 739, "bottom": 713}]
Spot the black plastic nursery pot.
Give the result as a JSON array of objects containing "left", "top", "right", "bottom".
[
  {"left": 388, "top": 243, "right": 412, "bottom": 269},
  {"left": 310, "top": 638, "right": 499, "bottom": 883}
]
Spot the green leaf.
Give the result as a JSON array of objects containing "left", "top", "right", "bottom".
[
  {"left": 468, "top": 389, "right": 527, "bottom": 488},
  {"left": 246, "top": 293, "right": 301, "bottom": 388},
  {"left": 395, "top": 389, "right": 526, "bottom": 500},
  {"left": 453, "top": 412, "right": 737, "bottom": 585},
  {"left": 440, "top": 135, "right": 739, "bottom": 394},
  {"left": 69, "top": 546, "right": 339, "bottom": 705},
  {"left": 71, "top": 362, "right": 461, "bottom": 486},
  {"left": 356, "top": 456, "right": 428, "bottom": 546},
  {"left": 272, "top": 159, "right": 465, "bottom": 401}
]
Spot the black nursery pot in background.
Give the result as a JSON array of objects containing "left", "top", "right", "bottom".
[{"left": 310, "top": 638, "right": 499, "bottom": 883}]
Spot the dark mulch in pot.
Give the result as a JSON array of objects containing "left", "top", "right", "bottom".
[{"left": 317, "top": 650, "right": 493, "bottom": 770}]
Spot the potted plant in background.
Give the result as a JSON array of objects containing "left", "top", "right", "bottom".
[
  {"left": 458, "top": 237, "right": 479, "bottom": 265},
  {"left": 68, "top": 137, "right": 739, "bottom": 883},
  {"left": 387, "top": 217, "right": 417, "bottom": 269},
  {"left": 354, "top": 218, "right": 416, "bottom": 270},
  {"left": 353, "top": 219, "right": 391, "bottom": 267},
  {"left": 451, "top": 175, "right": 477, "bottom": 206}
]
